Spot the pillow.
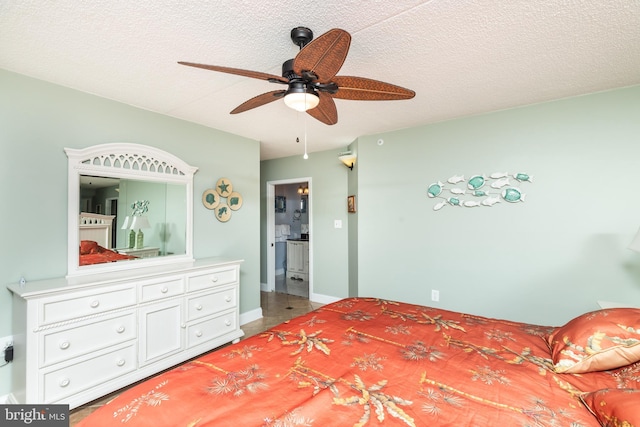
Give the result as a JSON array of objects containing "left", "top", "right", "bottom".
[
  {"left": 580, "top": 388, "right": 640, "bottom": 426},
  {"left": 79, "top": 240, "right": 99, "bottom": 255},
  {"left": 548, "top": 308, "right": 640, "bottom": 373}
]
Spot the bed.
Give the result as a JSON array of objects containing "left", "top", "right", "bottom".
[
  {"left": 79, "top": 212, "right": 137, "bottom": 265},
  {"left": 75, "top": 298, "right": 640, "bottom": 426},
  {"left": 79, "top": 212, "right": 116, "bottom": 248}
]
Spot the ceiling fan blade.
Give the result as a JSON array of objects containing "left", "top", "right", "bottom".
[
  {"left": 293, "top": 29, "right": 351, "bottom": 83},
  {"left": 178, "top": 62, "right": 288, "bottom": 83},
  {"left": 230, "top": 90, "right": 286, "bottom": 114},
  {"left": 306, "top": 92, "right": 338, "bottom": 125},
  {"left": 332, "top": 76, "right": 415, "bottom": 100}
]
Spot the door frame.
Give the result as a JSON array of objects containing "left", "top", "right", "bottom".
[{"left": 266, "top": 177, "right": 313, "bottom": 295}]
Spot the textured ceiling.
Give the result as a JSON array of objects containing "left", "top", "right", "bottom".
[{"left": 2, "top": 1, "right": 639, "bottom": 160}]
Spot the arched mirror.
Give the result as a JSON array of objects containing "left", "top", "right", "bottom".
[{"left": 66, "top": 143, "right": 198, "bottom": 277}]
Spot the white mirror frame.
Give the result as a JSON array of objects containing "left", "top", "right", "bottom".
[{"left": 65, "top": 143, "right": 198, "bottom": 277}]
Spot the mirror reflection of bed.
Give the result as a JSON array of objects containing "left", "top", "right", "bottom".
[
  {"left": 78, "top": 212, "right": 138, "bottom": 266},
  {"left": 77, "top": 174, "right": 188, "bottom": 270}
]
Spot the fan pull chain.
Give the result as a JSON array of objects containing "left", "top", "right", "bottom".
[{"left": 303, "top": 93, "right": 309, "bottom": 159}]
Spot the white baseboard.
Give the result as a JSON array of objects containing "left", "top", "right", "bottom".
[
  {"left": 239, "top": 307, "right": 263, "bottom": 326},
  {"left": 260, "top": 282, "right": 269, "bottom": 292},
  {"left": 309, "top": 292, "right": 342, "bottom": 305},
  {"left": 275, "top": 268, "right": 284, "bottom": 276},
  {"left": 0, "top": 393, "right": 18, "bottom": 404}
]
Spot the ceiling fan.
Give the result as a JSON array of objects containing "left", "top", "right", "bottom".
[{"left": 178, "top": 27, "right": 415, "bottom": 125}]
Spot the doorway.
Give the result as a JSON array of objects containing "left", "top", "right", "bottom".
[
  {"left": 266, "top": 178, "right": 313, "bottom": 300},
  {"left": 105, "top": 197, "right": 118, "bottom": 248}
]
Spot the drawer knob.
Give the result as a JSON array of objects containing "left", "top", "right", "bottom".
[
  {"left": 116, "top": 325, "right": 126, "bottom": 334},
  {"left": 195, "top": 330, "right": 203, "bottom": 337},
  {"left": 196, "top": 304, "right": 203, "bottom": 311},
  {"left": 161, "top": 287, "right": 168, "bottom": 293},
  {"left": 211, "top": 276, "right": 219, "bottom": 282},
  {"left": 59, "top": 341, "right": 70, "bottom": 350},
  {"left": 90, "top": 300, "right": 100, "bottom": 308},
  {"left": 225, "top": 296, "right": 232, "bottom": 302},
  {"left": 225, "top": 319, "right": 231, "bottom": 327},
  {"left": 116, "top": 359, "right": 126, "bottom": 367},
  {"left": 59, "top": 378, "right": 70, "bottom": 388}
]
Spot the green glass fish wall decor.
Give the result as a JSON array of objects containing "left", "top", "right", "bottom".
[{"left": 427, "top": 172, "right": 532, "bottom": 211}]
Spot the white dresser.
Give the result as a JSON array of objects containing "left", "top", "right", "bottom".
[{"left": 7, "top": 257, "right": 244, "bottom": 409}]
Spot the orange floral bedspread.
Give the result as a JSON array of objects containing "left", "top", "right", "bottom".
[{"left": 76, "top": 298, "right": 640, "bottom": 426}]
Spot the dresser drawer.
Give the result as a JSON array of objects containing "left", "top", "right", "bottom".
[
  {"left": 39, "top": 284, "right": 136, "bottom": 325},
  {"left": 187, "top": 266, "right": 237, "bottom": 292},
  {"left": 186, "top": 286, "right": 237, "bottom": 322},
  {"left": 41, "top": 312, "right": 136, "bottom": 367},
  {"left": 139, "top": 277, "right": 184, "bottom": 303},
  {"left": 186, "top": 310, "right": 238, "bottom": 348},
  {"left": 43, "top": 344, "right": 136, "bottom": 403}
]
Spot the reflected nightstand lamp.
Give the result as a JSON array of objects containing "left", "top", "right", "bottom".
[
  {"left": 130, "top": 216, "right": 151, "bottom": 249},
  {"left": 121, "top": 216, "right": 135, "bottom": 248}
]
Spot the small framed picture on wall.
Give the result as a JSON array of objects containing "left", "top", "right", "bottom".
[{"left": 347, "top": 195, "right": 356, "bottom": 213}]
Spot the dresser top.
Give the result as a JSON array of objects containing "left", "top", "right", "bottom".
[{"left": 7, "top": 257, "right": 243, "bottom": 298}]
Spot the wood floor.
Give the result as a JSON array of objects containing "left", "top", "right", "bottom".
[{"left": 69, "top": 291, "right": 322, "bottom": 425}]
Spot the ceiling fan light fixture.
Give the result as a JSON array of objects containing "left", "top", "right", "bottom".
[{"left": 284, "top": 84, "right": 319, "bottom": 112}]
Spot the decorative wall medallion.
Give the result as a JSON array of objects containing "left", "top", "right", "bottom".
[
  {"left": 202, "top": 189, "right": 220, "bottom": 210},
  {"left": 428, "top": 172, "right": 533, "bottom": 211},
  {"left": 203, "top": 178, "right": 243, "bottom": 221},
  {"left": 216, "top": 178, "right": 233, "bottom": 197},
  {"left": 228, "top": 191, "right": 243, "bottom": 211},
  {"left": 215, "top": 202, "right": 232, "bottom": 222}
]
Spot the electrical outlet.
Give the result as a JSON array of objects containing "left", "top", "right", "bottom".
[
  {"left": 2, "top": 335, "right": 13, "bottom": 363},
  {"left": 334, "top": 220, "right": 342, "bottom": 228},
  {"left": 4, "top": 345, "right": 13, "bottom": 363},
  {"left": 431, "top": 290, "right": 440, "bottom": 302}
]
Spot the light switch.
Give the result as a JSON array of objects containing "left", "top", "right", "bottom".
[{"left": 334, "top": 220, "right": 342, "bottom": 228}]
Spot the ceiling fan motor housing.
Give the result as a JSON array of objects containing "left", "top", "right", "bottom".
[
  {"left": 286, "top": 81, "right": 317, "bottom": 97},
  {"left": 282, "top": 58, "right": 298, "bottom": 80},
  {"left": 282, "top": 59, "right": 318, "bottom": 97}
]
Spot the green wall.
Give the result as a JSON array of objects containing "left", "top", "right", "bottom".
[
  {"left": 354, "top": 85, "right": 640, "bottom": 326},
  {"left": 0, "top": 69, "right": 261, "bottom": 398}
]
